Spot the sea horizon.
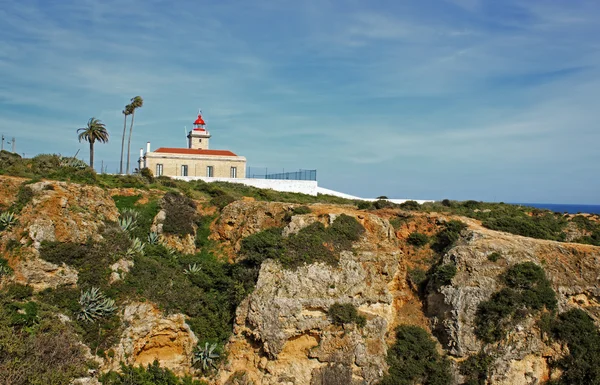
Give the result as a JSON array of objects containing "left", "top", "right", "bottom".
[{"left": 511, "top": 203, "right": 600, "bottom": 215}]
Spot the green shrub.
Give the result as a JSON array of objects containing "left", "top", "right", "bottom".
[
  {"left": 100, "top": 361, "right": 205, "bottom": 385},
  {"left": 546, "top": 309, "right": 600, "bottom": 385},
  {"left": 162, "top": 192, "right": 198, "bottom": 236},
  {"left": 195, "top": 215, "right": 215, "bottom": 249},
  {"left": 460, "top": 352, "right": 494, "bottom": 385},
  {"left": 380, "top": 325, "right": 451, "bottom": 385},
  {"left": 0, "top": 298, "right": 89, "bottom": 385},
  {"left": 399, "top": 200, "right": 421, "bottom": 211},
  {"left": 328, "top": 303, "right": 366, "bottom": 328},
  {"left": 407, "top": 268, "right": 427, "bottom": 292},
  {"left": 140, "top": 167, "right": 154, "bottom": 183},
  {"left": 432, "top": 220, "right": 467, "bottom": 253},
  {"left": 210, "top": 194, "right": 236, "bottom": 210},
  {"left": 487, "top": 251, "right": 501, "bottom": 262},
  {"left": 475, "top": 262, "right": 556, "bottom": 343},
  {"left": 292, "top": 205, "right": 311, "bottom": 215},
  {"left": 482, "top": 213, "right": 566, "bottom": 241},
  {"left": 407, "top": 232, "right": 429, "bottom": 247},
  {"left": 39, "top": 234, "right": 129, "bottom": 289},
  {"left": 374, "top": 199, "right": 396, "bottom": 210},
  {"left": 2, "top": 283, "right": 33, "bottom": 300},
  {"left": 429, "top": 263, "right": 457, "bottom": 290},
  {"left": 10, "top": 184, "right": 34, "bottom": 213},
  {"left": 357, "top": 201, "right": 375, "bottom": 210},
  {"left": 240, "top": 214, "right": 364, "bottom": 270}
]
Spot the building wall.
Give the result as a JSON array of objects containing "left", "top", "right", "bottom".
[
  {"left": 145, "top": 154, "right": 246, "bottom": 178},
  {"left": 174, "top": 176, "right": 319, "bottom": 196},
  {"left": 188, "top": 132, "right": 210, "bottom": 150}
]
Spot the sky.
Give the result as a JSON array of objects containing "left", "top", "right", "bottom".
[{"left": 0, "top": 0, "right": 599, "bottom": 204}]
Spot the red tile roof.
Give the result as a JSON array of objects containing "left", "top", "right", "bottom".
[{"left": 154, "top": 147, "right": 238, "bottom": 156}]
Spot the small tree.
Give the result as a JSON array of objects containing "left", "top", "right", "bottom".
[{"left": 78, "top": 117, "right": 109, "bottom": 169}]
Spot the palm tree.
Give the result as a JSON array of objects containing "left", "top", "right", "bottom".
[
  {"left": 126, "top": 96, "right": 144, "bottom": 174},
  {"left": 78, "top": 117, "right": 109, "bottom": 169},
  {"left": 119, "top": 104, "right": 133, "bottom": 174}
]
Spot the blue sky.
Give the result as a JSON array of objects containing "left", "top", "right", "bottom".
[{"left": 1, "top": 0, "right": 599, "bottom": 204}]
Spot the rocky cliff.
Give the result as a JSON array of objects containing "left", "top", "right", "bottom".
[{"left": 1, "top": 175, "right": 599, "bottom": 385}]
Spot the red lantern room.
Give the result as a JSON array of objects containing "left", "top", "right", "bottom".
[{"left": 193, "top": 114, "right": 206, "bottom": 131}]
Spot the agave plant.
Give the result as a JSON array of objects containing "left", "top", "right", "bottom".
[
  {"left": 125, "top": 237, "right": 145, "bottom": 257},
  {"left": 192, "top": 342, "right": 219, "bottom": 371},
  {"left": 59, "top": 156, "right": 88, "bottom": 169},
  {"left": 0, "top": 211, "right": 17, "bottom": 231},
  {"left": 77, "top": 287, "right": 117, "bottom": 322},
  {"left": 119, "top": 215, "right": 138, "bottom": 233},
  {"left": 147, "top": 231, "right": 160, "bottom": 245},
  {"left": 184, "top": 263, "right": 202, "bottom": 275}
]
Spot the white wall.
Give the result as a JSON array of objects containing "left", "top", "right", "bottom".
[{"left": 173, "top": 176, "right": 319, "bottom": 196}]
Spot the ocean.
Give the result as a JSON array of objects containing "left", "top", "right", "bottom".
[{"left": 512, "top": 203, "right": 600, "bottom": 215}]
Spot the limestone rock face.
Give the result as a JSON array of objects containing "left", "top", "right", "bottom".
[
  {"left": 212, "top": 201, "right": 297, "bottom": 252},
  {"left": 104, "top": 302, "right": 198, "bottom": 377},
  {"left": 426, "top": 221, "right": 600, "bottom": 385},
  {"left": 217, "top": 211, "right": 408, "bottom": 385},
  {"left": 1, "top": 178, "right": 118, "bottom": 290}
]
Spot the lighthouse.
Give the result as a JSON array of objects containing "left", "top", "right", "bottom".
[{"left": 187, "top": 113, "right": 211, "bottom": 150}]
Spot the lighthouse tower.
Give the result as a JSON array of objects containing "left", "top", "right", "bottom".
[{"left": 187, "top": 113, "right": 211, "bottom": 150}]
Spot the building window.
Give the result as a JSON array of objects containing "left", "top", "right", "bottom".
[
  {"left": 181, "top": 165, "right": 188, "bottom": 176},
  {"left": 156, "top": 164, "right": 163, "bottom": 177},
  {"left": 230, "top": 167, "right": 237, "bottom": 178},
  {"left": 199, "top": 139, "right": 202, "bottom": 142},
  {"left": 207, "top": 166, "right": 214, "bottom": 177}
]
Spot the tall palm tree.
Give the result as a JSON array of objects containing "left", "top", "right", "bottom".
[
  {"left": 119, "top": 104, "right": 133, "bottom": 174},
  {"left": 78, "top": 117, "right": 109, "bottom": 169},
  {"left": 126, "top": 96, "right": 144, "bottom": 174}
]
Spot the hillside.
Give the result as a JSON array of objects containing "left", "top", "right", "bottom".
[{"left": 1, "top": 165, "right": 600, "bottom": 385}]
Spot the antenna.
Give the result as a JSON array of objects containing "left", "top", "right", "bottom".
[
  {"left": 11, "top": 137, "right": 15, "bottom": 153},
  {"left": 184, "top": 125, "right": 187, "bottom": 147},
  {"left": 1, "top": 135, "right": 4, "bottom": 151}
]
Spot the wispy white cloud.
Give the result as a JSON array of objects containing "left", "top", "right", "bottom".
[{"left": 0, "top": 0, "right": 599, "bottom": 202}]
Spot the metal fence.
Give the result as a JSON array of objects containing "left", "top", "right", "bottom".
[{"left": 247, "top": 167, "right": 317, "bottom": 181}]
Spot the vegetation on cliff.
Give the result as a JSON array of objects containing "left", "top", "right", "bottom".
[{"left": 380, "top": 325, "right": 451, "bottom": 385}]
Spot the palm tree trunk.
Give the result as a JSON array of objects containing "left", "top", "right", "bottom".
[
  {"left": 126, "top": 110, "right": 135, "bottom": 174},
  {"left": 89, "top": 140, "right": 94, "bottom": 169},
  {"left": 119, "top": 114, "right": 127, "bottom": 174}
]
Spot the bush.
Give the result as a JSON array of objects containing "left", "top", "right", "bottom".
[
  {"left": 475, "top": 262, "right": 556, "bottom": 343},
  {"left": 429, "top": 264, "right": 457, "bottom": 290},
  {"left": 291, "top": 205, "right": 311, "bottom": 215},
  {"left": 546, "top": 309, "right": 600, "bottom": 385},
  {"left": 460, "top": 352, "right": 494, "bottom": 385},
  {"left": 487, "top": 252, "right": 501, "bottom": 262},
  {"left": 100, "top": 361, "right": 205, "bottom": 385},
  {"left": 357, "top": 201, "right": 374, "bottom": 210},
  {"left": 407, "top": 232, "right": 429, "bottom": 247},
  {"left": 482, "top": 213, "right": 566, "bottom": 241},
  {"left": 210, "top": 194, "right": 236, "bottom": 210},
  {"left": 407, "top": 268, "right": 427, "bottom": 292},
  {"left": 39, "top": 234, "right": 129, "bottom": 289},
  {"left": 0, "top": 298, "right": 89, "bottom": 385},
  {"left": 140, "top": 167, "right": 154, "bottom": 183},
  {"left": 399, "top": 200, "right": 421, "bottom": 211},
  {"left": 162, "top": 192, "right": 198, "bottom": 236},
  {"left": 328, "top": 303, "right": 366, "bottom": 328},
  {"left": 374, "top": 199, "right": 396, "bottom": 210},
  {"left": 240, "top": 214, "right": 365, "bottom": 270},
  {"left": 10, "top": 184, "right": 34, "bottom": 213},
  {"left": 432, "top": 220, "right": 467, "bottom": 253},
  {"left": 380, "top": 325, "right": 451, "bottom": 385}
]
